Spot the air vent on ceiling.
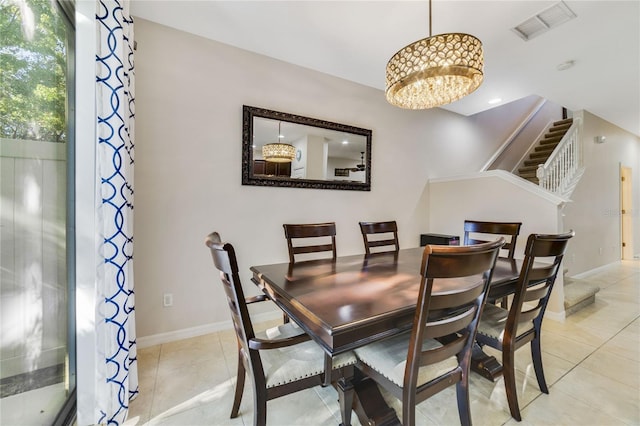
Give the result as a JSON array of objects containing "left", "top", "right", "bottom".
[{"left": 511, "top": 1, "right": 577, "bottom": 41}]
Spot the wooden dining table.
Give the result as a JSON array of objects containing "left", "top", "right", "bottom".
[{"left": 250, "top": 247, "right": 522, "bottom": 424}]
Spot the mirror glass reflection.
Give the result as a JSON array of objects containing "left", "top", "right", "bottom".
[{"left": 242, "top": 106, "right": 372, "bottom": 191}]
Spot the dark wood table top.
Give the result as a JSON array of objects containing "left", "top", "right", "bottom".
[{"left": 251, "top": 247, "right": 521, "bottom": 355}]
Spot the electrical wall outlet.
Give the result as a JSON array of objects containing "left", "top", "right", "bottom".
[{"left": 163, "top": 293, "right": 173, "bottom": 307}]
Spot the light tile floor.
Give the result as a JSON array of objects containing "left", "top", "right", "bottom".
[{"left": 126, "top": 260, "right": 639, "bottom": 425}]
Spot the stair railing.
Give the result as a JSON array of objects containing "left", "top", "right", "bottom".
[{"left": 536, "top": 118, "right": 582, "bottom": 196}]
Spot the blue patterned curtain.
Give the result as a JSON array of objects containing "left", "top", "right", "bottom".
[{"left": 95, "top": 1, "right": 137, "bottom": 424}]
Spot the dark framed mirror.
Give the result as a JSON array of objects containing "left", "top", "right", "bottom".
[{"left": 242, "top": 105, "right": 372, "bottom": 191}]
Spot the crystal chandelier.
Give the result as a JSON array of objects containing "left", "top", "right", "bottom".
[
  {"left": 385, "top": 0, "right": 484, "bottom": 109},
  {"left": 262, "top": 122, "right": 295, "bottom": 162}
]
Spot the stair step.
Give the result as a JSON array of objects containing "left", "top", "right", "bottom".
[
  {"left": 548, "top": 123, "right": 571, "bottom": 133},
  {"left": 564, "top": 277, "right": 600, "bottom": 316},
  {"left": 530, "top": 151, "right": 551, "bottom": 159},
  {"left": 552, "top": 118, "right": 573, "bottom": 127},
  {"left": 544, "top": 130, "right": 567, "bottom": 140},
  {"left": 540, "top": 136, "right": 563, "bottom": 146},
  {"left": 534, "top": 143, "right": 557, "bottom": 153},
  {"left": 524, "top": 159, "right": 543, "bottom": 167},
  {"left": 519, "top": 165, "right": 538, "bottom": 173},
  {"left": 519, "top": 171, "right": 537, "bottom": 179}
]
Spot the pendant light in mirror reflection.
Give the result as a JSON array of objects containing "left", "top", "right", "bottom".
[
  {"left": 385, "top": 0, "right": 484, "bottom": 109},
  {"left": 262, "top": 121, "right": 295, "bottom": 162}
]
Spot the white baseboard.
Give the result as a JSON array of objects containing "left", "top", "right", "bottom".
[{"left": 136, "top": 309, "right": 282, "bottom": 349}]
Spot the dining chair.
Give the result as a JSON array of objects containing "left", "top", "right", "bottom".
[
  {"left": 463, "top": 220, "right": 522, "bottom": 259},
  {"left": 205, "top": 232, "right": 355, "bottom": 426},
  {"left": 474, "top": 230, "right": 574, "bottom": 421},
  {"left": 283, "top": 222, "right": 337, "bottom": 264},
  {"left": 359, "top": 220, "right": 400, "bottom": 255},
  {"left": 353, "top": 238, "right": 505, "bottom": 426}
]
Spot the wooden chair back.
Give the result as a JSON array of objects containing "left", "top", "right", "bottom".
[
  {"left": 463, "top": 220, "right": 522, "bottom": 259},
  {"left": 283, "top": 222, "right": 337, "bottom": 263},
  {"left": 359, "top": 221, "right": 399, "bottom": 254}
]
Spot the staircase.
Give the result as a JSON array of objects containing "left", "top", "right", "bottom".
[{"left": 517, "top": 118, "right": 573, "bottom": 184}]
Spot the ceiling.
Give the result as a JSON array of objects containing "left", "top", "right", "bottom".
[{"left": 130, "top": 1, "right": 640, "bottom": 137}]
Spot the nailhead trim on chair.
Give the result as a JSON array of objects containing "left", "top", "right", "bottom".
[
  {"left": 257, "top": 323, "right": 356, "bottom": 388},
  {"left": 354, "top": 333, "right": 458, "bottom": 388},
  {"left": 476, "top": 304, "right": 533, "bottom": 341}
]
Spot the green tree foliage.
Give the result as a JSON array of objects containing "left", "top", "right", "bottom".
[{"left": 0, "top": 0, "right": 67, "bottom": 142}]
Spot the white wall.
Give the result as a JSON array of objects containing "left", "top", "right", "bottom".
[
  {"left": 132, "top": 19, "right": 508, "bottom": 342},
  {"left": 563, "top": 111, "right": 640, "bottom": 273}
]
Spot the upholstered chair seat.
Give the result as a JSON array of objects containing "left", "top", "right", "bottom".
[
  {"left": 354, "top": 333, "right": 458, "bottom": 388},
  {"left": 476, "top": 303, "right": 533, "bottom": 340},
  {"left": 258, "top": 323, "right": 356, "bottom": 389}
]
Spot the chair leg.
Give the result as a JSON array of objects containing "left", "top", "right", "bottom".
[
  {"left": 231, "top": 351, "right": 246, "bottom": 418},
  {"left": 402, "top": 392, "right": 416, "bottom": 426},
  {"left": 253, "top": 382, "right": 267, "bottom": 426},
  {"left": 531, "top": 335, "right": 548, "bottom": 394},
  {"left": 455, "top": 378, "right": 472, "bottom": 426},
  {"left": 502, "top": 348, "right": 522, "bottom": 421}
]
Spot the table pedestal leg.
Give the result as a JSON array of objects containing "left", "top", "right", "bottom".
[
  {"left": 470, "top": 344, "right": 503, "bottom": 381},
  {"left": 351, "top": 372, "right": 400, "bottom": 426}
]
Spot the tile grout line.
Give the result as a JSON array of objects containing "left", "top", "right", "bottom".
[{"left": 145, "top": 343, "right": 163, "bottom": 424}]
